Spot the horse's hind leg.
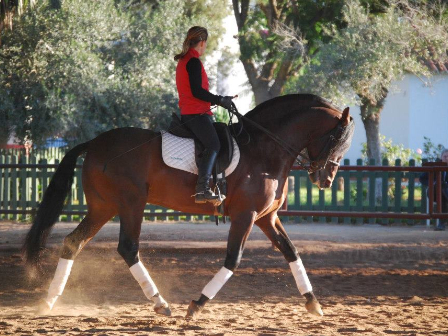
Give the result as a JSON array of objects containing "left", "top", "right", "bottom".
[
  {"left": 42, "top": 207, "right": 115, "bottom": 312},
  {"left": 117, "top": 204, "right": 171, "bottom": 316},
  {"left": 256, "top": 214, "right": 323, "bottom": 317}
]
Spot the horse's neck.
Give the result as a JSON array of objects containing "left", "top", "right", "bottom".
[
  {"left": 241, "top": 112, "right": 312, "bottom": 176},
  {"left": 247, "top": 108, "right": 316, "bottom": 152},
  {"left": 242, "top": 105, "right": 337, "bottom": 176}
]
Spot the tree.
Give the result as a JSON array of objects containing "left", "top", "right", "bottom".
[
  {"left": 232, "top": 0, "right": 345, "bottom": 105},
  {"left": 0, "top": 0, "right": 38, "bottom": 45},
  {"left": 291, "top": 0, "right": 448, "bottom": 163},
  {"left": 0, "top": 0, "right": 229, "bottom": 146}
]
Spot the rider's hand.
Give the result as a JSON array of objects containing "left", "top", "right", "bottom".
[{"left": 218, "top": 96, "right": 233, "bottom": 110}]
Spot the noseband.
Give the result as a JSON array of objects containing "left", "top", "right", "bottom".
[
  {"left": 228, "top": 104, "right": 353, "bottom": 174},
  {"left": 302, "top": 120, "right": 354, "bottom": 174}
]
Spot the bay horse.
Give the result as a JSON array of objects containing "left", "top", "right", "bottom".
[{"left": 23, "top": 94, "right": 354, "bottom": 318}]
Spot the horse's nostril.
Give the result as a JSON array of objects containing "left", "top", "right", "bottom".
[{"left": 324, "top": 180, "right": 332, "bottom": 188}]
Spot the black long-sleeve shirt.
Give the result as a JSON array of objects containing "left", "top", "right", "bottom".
[{"left": 186, "top": 57, "right": 220, "bottom": 105}]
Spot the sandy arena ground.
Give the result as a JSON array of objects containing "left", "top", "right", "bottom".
[{"left": 0, "top": 221, "right": 447, "bottom": 336}]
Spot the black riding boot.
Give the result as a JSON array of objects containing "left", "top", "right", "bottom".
[{"left": 195, "top": 149, "right": 221, "bottom": 204}]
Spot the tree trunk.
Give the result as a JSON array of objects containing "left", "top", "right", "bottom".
[
  {"left": 360, "top": 96, "right": 387, "bottom": 203},
  {"left": 362, "top": 112, "right": 382, "bottom": 164},
  {"left": 360, "top": 97, "right": 386, "bottom": 165},
  {"left": 233, "top": 0, "right": 294, "bottom": 105}
]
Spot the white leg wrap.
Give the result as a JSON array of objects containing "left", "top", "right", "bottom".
[
  {"left": 289, "top": 259, "right": 313, "bottom": 295},
  {"left": 202, "top": 267, "right": 233, "bottom": 300},
  {"left": 129, "top": 261, "right": 159, "bottom": 300},
  {"left": 45, "top": 258, "right": 74, "bottom": 309},
  {"left": 152, "top": 293, "right": 168, "bottom": 308}
]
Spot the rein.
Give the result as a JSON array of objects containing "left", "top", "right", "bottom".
[
  {"left": 102, "top": 102, "right": 348, "bottom": 174},
  {"left": 227, "top": 103, "right": 345, "bottom": 174}
]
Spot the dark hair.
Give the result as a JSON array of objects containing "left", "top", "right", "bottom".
[{"left": 174, "top": 26, "right": 208, "bottom": 61}]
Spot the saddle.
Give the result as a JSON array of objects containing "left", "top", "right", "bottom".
[
  {"left": 166, "top": 113, "right": 238, "bottom": 221},
  {"left": 167, "top": 113, "right": 234, "bottom": 176}
]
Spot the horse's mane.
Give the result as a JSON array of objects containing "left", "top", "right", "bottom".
[{"left": 243, "top": 94, "right": 343, "bottom": 120}]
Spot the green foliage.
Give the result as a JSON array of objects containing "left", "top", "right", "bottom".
[
  {"left": 234, "top": 0, "right": 346, "bottom": 103},
  {"left": 0, "top": 0, "right": 228, "bottom": 146},
  {"left": 361, "top": 135, "right": 421, "bottom": 165},
  {"left": 292, "top": 0, "right": 448, "bottom": 108},
  {"left": 214, "top": 107, "right": 230, "bottom": 124},
  {"left": 422, "top": 136, "right": 445, "bottom": 161}
]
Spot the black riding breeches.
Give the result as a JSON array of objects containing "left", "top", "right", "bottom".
[{"left": 181, "top": 114, "right": 221, "bottom": 153}]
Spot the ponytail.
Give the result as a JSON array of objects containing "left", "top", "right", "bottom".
[{"left": 174, "top": 26, "right": 208, "bottom": 61}]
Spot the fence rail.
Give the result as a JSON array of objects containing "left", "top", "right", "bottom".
[
  {"left": 279, "top": 161, "right": 448, "bottom": 224},
  {"left": 0, "top": 155, "right": 446, "bottom": 224}
]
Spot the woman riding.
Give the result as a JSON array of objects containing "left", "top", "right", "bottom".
[{"left": 175, "top": 26, "right": 233, "bottom": 204}]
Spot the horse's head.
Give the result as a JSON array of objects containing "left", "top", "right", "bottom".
[{"left": 306, "top": 107, "right": 354, "bottom": 189}]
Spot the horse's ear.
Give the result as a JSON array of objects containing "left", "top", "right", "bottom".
[{"left": 341, "top": 107, "right": 350, "bottom": 126}]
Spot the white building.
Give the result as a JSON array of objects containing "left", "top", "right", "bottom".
[{"left": 345, "top": 74, "right": 448, "bottom": 162}]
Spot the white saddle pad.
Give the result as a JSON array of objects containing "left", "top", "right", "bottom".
[{"left": 161, "top": 132, "right": 240, "bottom": 176}]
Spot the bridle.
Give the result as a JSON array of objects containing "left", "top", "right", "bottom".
[{"left": 227, "top": 103, "right": 350, "bottom": 174}]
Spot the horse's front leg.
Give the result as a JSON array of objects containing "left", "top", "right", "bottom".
[
  {"left": 256, "top": 214, "right": 323, "bottom": 316},
  {"left": 186, "top": 211, "right": 255, "bottom": 318}
]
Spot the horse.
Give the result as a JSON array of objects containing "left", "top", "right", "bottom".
[{"left": 23, "top": 93, "right": 354, "bottom": 319}]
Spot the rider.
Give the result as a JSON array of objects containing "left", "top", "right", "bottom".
[{"left": 174, "top": 26, "right": 233, "bottom": 204}]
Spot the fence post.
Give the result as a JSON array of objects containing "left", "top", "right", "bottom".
[
  {"left": 407, "top": 159, "right": 415, "bottom": 226},
  {"left": 381, "top": 159, "right": 389, "bottom": 225},
  {"left": 20, "top": 156, "right": 27, "bottom": 220},
  {"left": 11, "top": 155, "right": 18, "bottom": 221},
  {"left": 30, "top": 156, "right": 38, "bottom": 215},
  {"left": 343, "top": 159, "right": 351, "bottom": 224},
  {"left": 293, "top": 170, "right": 301, "bottom": 223},
  {"left": 318, "top": 187, "right": 325, "bottom": 223},
  {"left": 41, "top": 158, "right": 49, "bottom": 204},
  {"left": 368, "top": 158, "right": 376, "bottom": 224},
  {"left": 331, "top": 173, "right": 338, "bottom": 224},
  {"left": 355, "top": 159, "right": 363, "bottom": 224},
  {"left": 394, "top": 159, "right": 402, "bottom": 222},
  {"left": 306, "top": 172, "right": 313, "bottom": 223}
]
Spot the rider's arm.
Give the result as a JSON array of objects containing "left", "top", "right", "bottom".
[{"left": 186, "top": 57, "right": 221, "bottom": 105}]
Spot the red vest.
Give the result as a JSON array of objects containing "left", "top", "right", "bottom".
[{"left": 176, "top": 48, "right": 212, "bottom": 115}]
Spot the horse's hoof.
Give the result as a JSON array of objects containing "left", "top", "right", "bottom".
[
  {"left": 185, "top": 300, "right": 203, "bottom": 319},
  {"left": 154, "top": 304, "right": 172, "bottom": 317},
  {"left": 305, "top": 299, "right": 324, "bottom": 316},
  {"left": 36, "top": 300, "right": 52, "bottom": 315}
]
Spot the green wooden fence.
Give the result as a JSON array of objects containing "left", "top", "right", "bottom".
[
  {"left": 284, "top": 158, "right": 428, "bottom": 224},
  {"left": 0, "top": 154, "right": 217, "bottom": 222},
  {"left": 1, "top": 154, "right": 432, "bottom": 223}
]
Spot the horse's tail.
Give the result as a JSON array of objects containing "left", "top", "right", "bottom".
[{"left": 22, "top": 141, "right": 90, "bottom": 270}]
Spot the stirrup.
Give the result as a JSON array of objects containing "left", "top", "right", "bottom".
[
  {"left": 193, "top": 191, "right": 219, "bottom": 203},
  {"left": 192, "top": 191, "right": 224, "bottom": 206}
]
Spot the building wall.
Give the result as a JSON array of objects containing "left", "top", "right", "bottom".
[
  {"left": 344, "top": 74, "right": 448, "bottom": 162},
  {"left": 408, "top": 75, "right": 448, "bottom": 152}
]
